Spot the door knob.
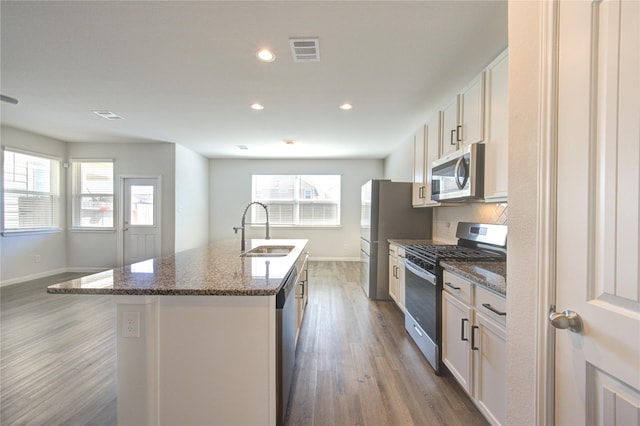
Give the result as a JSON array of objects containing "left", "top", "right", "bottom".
[{"left": 549, "top": 305, "right": 583, "bottom": 333}]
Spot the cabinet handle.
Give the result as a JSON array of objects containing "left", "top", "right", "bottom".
[
  {"left": 450, "top": 129, "right": 456, "bottom": 145},
  {"left": 461, "top": 318, "right": 468, "bottom": 341},
  {"left": 482, "top": 303, "right": 506, "bottom": 316},
  {"left": 456, "top": 125, "right": 462, "bottom": 142},
  {"left": 471, "top": 325, "right": 479, "bottom": 351},
  {"left": 445, "top": 282, "right": 461, "bottom": 290}
]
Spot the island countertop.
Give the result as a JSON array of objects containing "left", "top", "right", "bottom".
[{"left": 47, "top": 239, "right": 308, "bottom": 296}]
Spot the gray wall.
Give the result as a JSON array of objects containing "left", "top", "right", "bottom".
[
  {"left": 1, "top": 126, "right": 68, "bottom": 283},
  {"left": 66, "top": 142, "right": 176, "bottom": 270},
  {"left": 175, "top": 144, "right": 209, "bottom": 252},
  {"left": 209, "top": 158, "right": 384, "bottom": 259},
  {"left": 0, "top": 125, "right": 212, "bottom": 284}
]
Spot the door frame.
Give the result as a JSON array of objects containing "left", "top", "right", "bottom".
[
  {"left": 117, "top": 174, "right": 162, "bottom": 267},
  {"left": 535, "top": 1, "right": 559, "bottom": 424}
]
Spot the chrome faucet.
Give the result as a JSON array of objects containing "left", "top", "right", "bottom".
[{"left": 233, "top": 202, "right": 270, "bottom": 252}]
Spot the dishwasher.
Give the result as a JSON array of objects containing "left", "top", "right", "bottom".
[{"left": 276, "top": 267, "right": 297, "bottom": 426}]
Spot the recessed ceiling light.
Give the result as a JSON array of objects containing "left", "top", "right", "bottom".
[
  {"left": 93, "top": 110, "right": 124, "bottom": 120},
  {"left": 237, "top": 145, "right": 249, "bottom": 150},
  {"left": 339, "top": 103, "right": 353, "bottom": 110},
  {"left": 250, "top": 103, "right": 264, "bottom": 110},
  {"left": 256, "top": 49, "right": 276, "bottom": 62}
]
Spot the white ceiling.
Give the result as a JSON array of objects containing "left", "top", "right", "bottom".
[{"left": 0, "top": 1, "right": 507, "bottom": 159}]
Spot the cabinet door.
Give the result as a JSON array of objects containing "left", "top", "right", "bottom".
[
  {"left": 483, "top": 50, "right": 509, "bottom": 201},
  {"left": 397, "top": 250, "right": 406, "bottom": 311},
  {"left": 388, "top": 253, "right": 398, "bottom": 303},
  {"left": 473, "top": 312, "right": 507, "bottom": 426},
  {"left": 441, "top": 96, "right": 460, "bottom": 156},
  {"left": 412, "top": 124, "right": 427, "bottom": 206},
  {"left": 442, "top": 291, "right": 472, "bottom": 393},
  {"left": 459, "top": 72, "right": 486, "bottom": 147},
  {"left": 423, "top": 112, "right": 441, "bottom": 206}
]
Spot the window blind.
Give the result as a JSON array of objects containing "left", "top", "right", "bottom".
[
  {"left": 252, "top": 175, "right": 341, "bottom": 226},
  {"left": 72, "top": 161, "right": 114, "bottom": 228},
  {"left": 3, "top": 149, "right": 59, "bottom": 231}
]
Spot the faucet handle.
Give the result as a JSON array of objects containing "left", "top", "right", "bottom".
[{"left": 233, "top": 226, "right": 243, "bottom": 234}]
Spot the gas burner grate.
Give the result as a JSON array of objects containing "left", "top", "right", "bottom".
[{"left": 405, "top": 243, "right": 505, "bottom": 267}]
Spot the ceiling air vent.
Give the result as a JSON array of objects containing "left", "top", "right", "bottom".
[{"left": 289, "top": 38, "right": 320, "bottom": 62}]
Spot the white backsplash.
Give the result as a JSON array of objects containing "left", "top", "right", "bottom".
[{"left": 433, "top": 202, "right": 508, "bottom": 243}]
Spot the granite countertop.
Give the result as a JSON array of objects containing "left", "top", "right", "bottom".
[
  {"left": 440, "top": 260, "right": 507, "bottom": 296},
  {"left": 47, "top": 239, "right": 308, "bottom": 296}
]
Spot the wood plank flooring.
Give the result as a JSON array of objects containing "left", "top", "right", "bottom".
[
  {"left": 285, "top": 262, "right": 487, "bottom": 426},
  {"left": 1, "top": 264, "right": 486, "bottom": 425},
  {"left": 1, "top": 273, "right": 117, "bottom": 425}
]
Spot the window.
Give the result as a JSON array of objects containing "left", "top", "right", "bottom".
[
  {"left": 252, "top": 175, "right": 341, "bottom": 226},
  {"left": 72, "top": 161, "right": 114, "bottom": 228},
  {"left": 3, "top": 149, "right": 60, "bottom": 232}
]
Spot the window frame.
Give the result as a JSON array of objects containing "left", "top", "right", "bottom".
[
  {"left": 251, "top": 174, "right": 342, "bottom": 228},
  {"left": 71, "top": 159, "right": 115, "bottom": 231},
  {"left": 2, "top": 147, "right": 62, "bottom": 235}
]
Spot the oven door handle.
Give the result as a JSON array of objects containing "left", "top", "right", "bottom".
[{"left": 405, "top": 260, "right": 436, "bottom": 285}]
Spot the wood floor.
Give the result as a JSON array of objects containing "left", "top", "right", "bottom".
[{"left": 1, "top": 263, "right": 486, "bottom": 425}]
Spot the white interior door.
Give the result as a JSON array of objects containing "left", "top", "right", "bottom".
[
  {"left": 123, "top": 178, "right": 161, "bottom": 265},
  {"left": 555, "top": 0, "right": 640, "bottom": 424}
]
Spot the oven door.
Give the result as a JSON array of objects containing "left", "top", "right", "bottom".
[
  {"left": 404, "top": 259, "right": 440, "bottom": 373},
  {"left": 405, "top": 260, "right": 437, "bottom": 341}
]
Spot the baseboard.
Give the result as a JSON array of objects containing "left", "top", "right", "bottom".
[
  {"left": 1, "top": 268, "right": 68, "bottom": 287},
  {"left": 66, "top": 267, "right": 107, "bottom": 274},
  {"left": 308, "top": 257, "right": 360, "bottom": 262},
  {"left": 1, "top": 267, "right": 107, "bottom": 287}
]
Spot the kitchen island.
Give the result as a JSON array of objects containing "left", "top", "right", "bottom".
[{"left": 48, "top": 238, "right": 309, "bottom": 426}]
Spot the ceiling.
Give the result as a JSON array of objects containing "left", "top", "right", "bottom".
[{"left": 0, "top": 1, "right": 507, "bottom": 159}]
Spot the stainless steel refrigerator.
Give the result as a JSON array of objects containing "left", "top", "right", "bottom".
[{"left": 360, "top": 180, "right": 433, "bottom": 300}]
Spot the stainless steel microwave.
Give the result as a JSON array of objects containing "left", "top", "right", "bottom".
[{"left": 431, "top": 143, "right": 485, "bottom": 202}]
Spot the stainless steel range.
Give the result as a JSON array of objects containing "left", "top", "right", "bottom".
[{"left": 403, "top": 222, "right": 507, "bottom": 374}]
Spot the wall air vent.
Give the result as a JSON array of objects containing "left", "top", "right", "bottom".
[
  {"left": 289, "top": 38, "right": 320, "bottom": 62},
  {"left": 93, "top": 110, "right": 124, "bottom": 120}
]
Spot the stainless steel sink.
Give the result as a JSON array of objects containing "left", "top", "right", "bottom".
[{"left": 241, "top": 245, "right": 295, "bottom": 257}]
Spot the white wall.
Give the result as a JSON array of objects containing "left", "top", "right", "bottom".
[
  {"left": 66, "top": 142, "right": 176, "bottom": 269},
  {"left": 175, "top": 144, "right": 209, "bottom": 253},
  {"left": 506, "top": 1, "right": 540, "bottom": 423},
  {"left": 209, "top": 159, "right": 384, "bottom": 259},
  {"left": 1, "top": 126, "right": 68, "bottom": 284},
  {"left": 384, "top": 135, "right": 414, "bottom": 182}
]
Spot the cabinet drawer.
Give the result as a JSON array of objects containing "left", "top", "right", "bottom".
[
  {"left": 443, "top": 270, "right": 472, "bottom": 305},
  {"left": 475, "top": 286, "right": 507, "bottom": 326}
]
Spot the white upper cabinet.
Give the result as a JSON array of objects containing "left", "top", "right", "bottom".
[
  {"left": 412, "top": 112, "right": 441, "bottom": 207},
  {"left": 483, "top": 49, "right": 509, "bottom": 202},
  {"left": 441, "top": 73, "right": 486, "bottom": 157},
  {"left": 459, "top": 72, "right": 486, "bottom": 147},
  {"left": 441, "top": 96, "right": 460, "bottom": 156}
]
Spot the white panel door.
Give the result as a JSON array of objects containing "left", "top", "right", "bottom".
[
  {"left": 555, "top": 0, "right": 640, "bottom": 424},
  {"left": 123, "top": 178, "right": 161, "bottom": 265}
]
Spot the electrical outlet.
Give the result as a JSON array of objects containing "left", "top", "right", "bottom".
[
  {"left": 121, "top": 311, "right": 140, "bottom": 338},
  {"left": 34, "top": 254, "right": 41, "bottom": 263}
]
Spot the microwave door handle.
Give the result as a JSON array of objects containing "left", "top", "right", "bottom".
[{"left": 454, "top": 157, "right": 469, "bottom": 190}]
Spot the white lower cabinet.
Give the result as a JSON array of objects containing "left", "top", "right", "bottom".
[
  {"left": 442, "top": 270, "right": 506, "bottom": 426},
  {"left": 442, "top": 291, "right": 472, "bottom": 392},
  {"left": 388, "top": 243, "right": 406, "bottom": 311}
]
